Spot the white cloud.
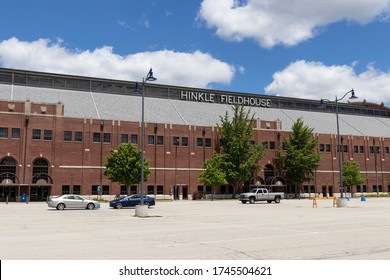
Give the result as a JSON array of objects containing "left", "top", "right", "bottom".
[
  {"left": 0, "top": 37, "right": 235, "bottom": 88},
  {"left": 264, "top": 60, "right": 390, "bottom": 105},
  {"left": 198, "top": 0, "right": 390, "bottom": 48}
]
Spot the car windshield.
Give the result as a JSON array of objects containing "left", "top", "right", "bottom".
[{"left": 250, "top": 189, "right": 258, "bottom": 193}]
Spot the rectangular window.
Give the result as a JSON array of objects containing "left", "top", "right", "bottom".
[
  {"left": 173, "top": 136, "right": 180, "bottom": 145},
  {"left": 103, "top": 133, "right": 110, "bottom": 143},
  {"left": 343, "top": 145, "right": 348, "bottom": 153},
  {"left": 262, "top": 141, "right": 268, "bottom": 149},
  {"left": 131, "top": 134, "right": 138, "bottom": 144},
  {"left": 181, "top": 137, "right": 188, "bottom": 146},
  {"left": 121, "top": 134, "right": 128, "bottom": 143},
  {"left": 319, "top": 144, "right": 325, "bottom": 152},
  {"left": 44, "top": 130, "right": 52, "bottom": 141},
  {"left": 205, "top": 138, "right": 212, "bottom": 147},
  {"left": 0, "top": 127, "right": 8, "bottom": 138},
  {"left": 198, "top": 185, "right": 204, "bottom": 192},
  {"left": 148, "top": 135, "right": 155, "bottom": 145},
  {"left": 102, "top": 185, "right": 109, "bottom": 195},
  {"left": 353, "top": 146, "right": 358, "bottom": 153},
  {"left": 75, "top": 131, "right": 83, "bottom": 142},
  {"left": 385, "top": 147, "right": 390, "bottom": 154},
  {"left": 197, "top": 137, "right": 203, "bottom": 147},
  {"left": 62, "top": 185, "right": 70, "bottom": 195},
  {"left": 376, "top": 146, "right": 380, "bottom": 154},
  {"left": 147, "top": 185, "right": 154, "bottom": 195},
  {"left": 120, "top": 185, "right": 127, "bottom": 195},
  {"left": 73, "top": 185, "right": 81, "bottom": 195},
  {"left": 157, "top": 185, "right": 164, "bottom": 195},
  {"left": 326, "top": 144, "right": 331, "bottom": 152},
  {"left": 370, "top": 146, "right": 374, "bottom": 154},
  {"left": 360, "top": 146, "right": 364, "bottom": 153},
  {"left": 362, "top": 185, "right": 367, "bottom": 192},
  {"left": 130, "top": 185, "right": 137, "bottom": 194},
  {"left": 93, "top": 132, "right": 101, "bottom": 143},
  {"left": 11, "top": 128, "right": 20, "bottom": 139},
  {"left": 32, "top": 129, "right": 41, "bottom": 140},
  {"left": 157, "top": 135, "right": 164, "bottom": 145},
  {"left": 269, "top": 141, "right": 275, "bottom": 150},
  {"left": 91, "top": 185, "right": 99, "bottom": 195},
  {"left": 64, "top": 131, "right": 72, "bottom": 142}
]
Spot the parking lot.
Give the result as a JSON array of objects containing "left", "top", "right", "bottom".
[{"left": 1, "top": 197, "right": 390, "bottom": 260}]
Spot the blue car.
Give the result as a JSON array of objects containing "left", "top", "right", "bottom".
[{"left": 109, "top": 194, "right": 155, "bottom": 209}]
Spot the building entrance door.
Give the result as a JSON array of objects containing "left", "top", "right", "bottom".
[
  {"left": 30, "top": 186, "right": 50, "bottom": 201},
  {"left": 0, "top": 186, "right": 17, "bottom": 202}
]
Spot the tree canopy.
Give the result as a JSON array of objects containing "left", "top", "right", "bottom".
[
  {"left": 342, "top": 160, "right": 365, "bottom": 192},
  {"left": 217, "top": 104, "right": 265, "bottom": 197},
  {"left": 104, "top": 143, "right": 150, "bottom": 187},
  {"left": 276, "top": 118, "right": 321, "bottom": 194}
]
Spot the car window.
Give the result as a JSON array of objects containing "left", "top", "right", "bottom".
[{"left": 74, "top": 196, "right": 82, "bottom": 200}]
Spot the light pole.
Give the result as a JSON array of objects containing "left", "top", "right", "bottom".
[
  {"left": 174, "top": 138, "right": 179, "bottom": 200},
  {"left": 320, "top": 89, "right": 357, "bottom": 204},
  {"left": 134, "top": 68, "right": 157, "bottom": 215}
]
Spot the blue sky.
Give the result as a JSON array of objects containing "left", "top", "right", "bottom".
[{"left": 1, "top": 0, "right": 390, "bottom": 105}]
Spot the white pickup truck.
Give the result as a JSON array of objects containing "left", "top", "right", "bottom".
[{"left": 239, "top": 188, "right": 283, "bottom": 204}]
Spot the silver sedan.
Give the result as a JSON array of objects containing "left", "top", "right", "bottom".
[{"left": 48, "top": 195, "right": 100, "bottom": 210}]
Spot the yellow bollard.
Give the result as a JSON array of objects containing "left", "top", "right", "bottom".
[
  {"left": 313, "top": 197, "right": 318, "bottom": 208},
  {"left": 332, "top": 196, "right": 337, "bottom": 207}
]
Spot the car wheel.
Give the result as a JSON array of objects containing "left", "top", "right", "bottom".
[
  {"left": 275, "top": 197, "right": 281, "bottom": 203},
  {"left": 267, "top": 200, "right": 272, "bottom": 203},
  {"left": 249, "top": 197, "right": 255, "bottom": 204},
  {"left": 116, "top": 203, "right": 123, "bottom": 209},
  {"left": 87, "top": 203, "right": 95, "bottom": 210},
  {"left": 57, "top": 203, "right": 65, "bottom": 210},
  {"left": 241, "top": 201, "right": 247, "bottom": 204}
]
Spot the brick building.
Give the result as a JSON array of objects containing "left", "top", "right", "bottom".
[{"left": 0, "top": 68, "right": 390, "bottom": 202}]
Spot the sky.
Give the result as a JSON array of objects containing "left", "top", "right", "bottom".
[{"left": 1, "top": 0, "right": 390, "bottom": 106}]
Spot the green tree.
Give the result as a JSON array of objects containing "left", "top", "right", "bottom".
[
  {"left": 276, "top": 118, "right": 321, "bottom": 197},
  {"left": 198, "top": 152, "right": 228, "bottom": 201},
  {"left": 342, "top": 160, "right": 365, "bottom": 196},
  {"left": 104, "top": 143, "right": 150, "bottom": 191},
  {"left": 217, "top": 104, "right": 265, "bottom": 198}
]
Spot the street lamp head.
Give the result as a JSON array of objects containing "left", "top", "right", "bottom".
[
  {"left": 349, "top": 89, "right": 357, "bottom": 99},
  {"left": 146, "top": 68, "right": 157, "bottom": 82}
]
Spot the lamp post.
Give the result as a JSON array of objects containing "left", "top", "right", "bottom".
[
  {"left": 134, "top": 68, "right": 157, "bottom": 215},
  {"left": 99, "top": 121, "right": 104, "bottom": 200},
  {"left": 320, "top": 89, "right": 357, "bottom": 204}
]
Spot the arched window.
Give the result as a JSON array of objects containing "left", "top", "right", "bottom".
[
  {"left": 0, "top": 157, "right": 17, "bottom": 183},
  {"left": 32, "top": 159, "right": 49, "bottom": 184}
]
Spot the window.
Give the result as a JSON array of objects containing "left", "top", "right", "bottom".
[
  {"left": 343, "top": 145, "right": 348, "bottom": 153},
  {"left": 353, "top": 146, "right": 358, "bottom": 153},
  {"left": 326, "top": 144, "right": 331, "bottom": 152},
  {"left": 147, "top": 185, "right": 154, "bottom": 194},
  {"left": 360, "top": 146, "right": 364, "bottom": 153},
  {"left": 370, "top": 146, "right": 374, "bottom": 154},
  {"left": 64, "top": 131, "right": 72, "bottom": 142},
  {"left": 269, "top": 141, "right": 275, "bottom": 150},
  {"left": 205, "top": 138, "right": 212, "bottom": 147},
  {"left": 32, "top": 129, "right": 41, "bottom": 140},
  {"left": 319, "top": 144, "right": 325, "bottom": 152},
  {"left": 120, "top": 185, "right": 127, "bottom": 195},
  {"left": 44, "top": 130, "right": 52, "bottom": 141},
  {"left": 181, "top": 137, "right": 188, "bottom": 146},
  {"left": 102, "top": 185, "right": 109, "bottom": 195},
  {"left": 173, "top": 136, "right": 180, "bottom": 145},
  {"left": 130, "top": 185, "right": 137, "bottom": 194},
  {"left": 93, "top": 132, "right": 101, "bottom": 143},
  {"left": 385, "top": 147, "right": 389, "bottom": 154},
  {"left": 148, "top": 135, "right": 155, "bottom": 145},
  {"left": 121, "top": 134, "right": 128, "bottom": 143},
  {"left": 62, "top": 185, "right": 70, "bottom": 195},
  {"left": 75, "top": 131, "right": 83, "bottom": 142},
  {"left": 11, "top": 128, "right": 20, "bottom": 139},
  {"left": 198, "top": 185, "right": 204, "bottom": 192},
  {"left": 262, "top": 141, "right": 268, "bottom": 149},
  {"left": 73, "top": 185, "right": 80, "bottom": 195},
  {"left": 157, "top": 185, "right": 164, "bottom": 195},
  {"left": 91, "top": 185, "right": 99, "bottom": 195},
  {"left": 0, "top": 127, "right": 8, "bottom": 138},
  {"left": 157, "top": 135, "right": 164, "bottom": 145},
  {"left": 196, "top": 138, "right": 203, "bottom": 147},
  {"left": 131, "top": 134, "right": 138, "bottom": 144},
  {"left": 103, "top": 133, "right": 111, "bottom": 143}
]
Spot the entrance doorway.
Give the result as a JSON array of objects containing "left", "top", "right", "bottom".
[
  {"left": 182, "top": 185, "right": 188, "bottom": 200},
  {"left": 0, "top": 186, "right": 17, "bottom": 202},
  {"left": 30, "top": 186, "right": 50, "bottom": 201}
]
